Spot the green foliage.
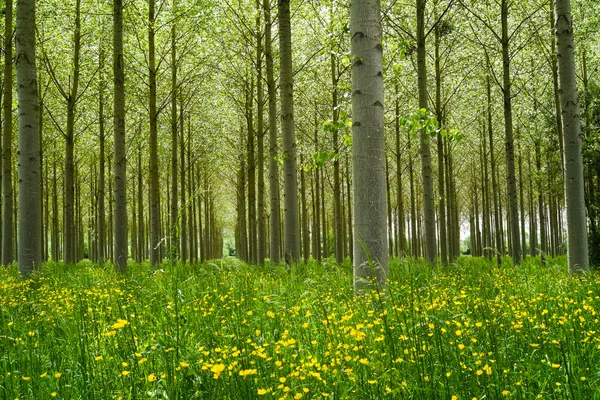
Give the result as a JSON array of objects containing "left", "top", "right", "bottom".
[{"left": 0, "top": 257, "right": 598, "bottom": 398}]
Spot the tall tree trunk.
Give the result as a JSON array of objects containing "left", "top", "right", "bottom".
[
  {"left": 351, "top": 0, "right": 387, "bottom": 292},
  {"left": 331, "top": 38, "right": 343, "bottom": 264},
  {"left": 300, "top": 155, "right": 309, "bottom": 262},
  {"left": 417, "top": 0, "right": 437, "bottom": 265},
  {"left": 434, "top": 27, "right": 447, "bottom": 265},
  {"left": 386, "top": 159, "right": 393, "bottom": 257},
  {"left": 278, "top": 0, "right": 300, "bottom": 264},
  {"left": 395, "top": 80, "right": 406, "bottom": 257},
  {"left": 518, "top": 144, "right": 526, "bottom": 257},
  {"left": 501, "top": 0, "right": 521, "bottom": 264},
  {"left": 487, "top": 73, "right": 502, "bottom": 266},
  {"left": 63, "top": 0, "right": 82, "bottom": 265},
  {"left": 2, "top": 0, "right": 13, "bottom": 265},
  {"left": 52, "top": 159, "right": 59, "bottom": 260},
  {"left": 264, "top": 0, "right": 280, "bottom": 264},
  {"left": 256, "top": 0, "right": 266, "bottom": 265},
  {"left": 345, "top": 155, "right": 353, "bottom": 261},
  {"left": 98, "top": 43, "right": 106, "bottom": 263},
  {"left": 246, "top": 78, "right": 257, "bottom": 264},
  {"left": 555, "top": 0, "right": 589, "bottom": 272},
  {"left": 148, "top": 0, "right": 160, "bottom": 266},
  {"left": 113, "top": 0, "right": 127, "bottom": 271},
  {"left": 536, "top": 142, "right": 546, "bottom": 263},
  {"left": 170, "top": 20, "right": 178, "bottom": 262},
  {"left": 528, "top": 150, "right": 537, "bottom": 256},
  {"left": 16, "top": 0, "right": 42, "bottom": 275}
]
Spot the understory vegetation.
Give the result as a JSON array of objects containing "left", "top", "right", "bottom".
[{"left": 1, "top": 257, "right": 599, "bottom": 399}]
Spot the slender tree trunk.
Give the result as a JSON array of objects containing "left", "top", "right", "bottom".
[
  {"left": 518, "top": 144, "right": 526, "bottom": 257},
  {"left": 345, "top": 155, "right": 353, "bottom": 261},
  {"left": 170, "top": 21, "right": 179, "bottom": 262},
  {"left": 256, "top": 0, "right": 266, "bottom": 265},
  {"left": 395, "top": 80, "right": 406, "bottom": 257},
  {"left": 501, "top": 0, "right": 521, "bottom": 264},
  {"left": 246, "top": 78, "right": 257, "bottom": 264},
  {"left": 386, "top": 159, "right": 394, "bottom": 257},
  {"left": 148, "top": 0, "right": 160, "bottom": 266},
  {"left": 528, "top": 150, "right": 537, "bottom": 256},
  {"left": 279, "top": 0, "right": 300, "bottom": 264},
  {"left": 113, "top": 0, "right": 127, "bottom": 271},
  {"left": 351, "top": 0, "right": 387, "bottom": 292},
  {"left": 300, "top": 155, "right": 309, "bottom": 262},
  {"left": 487, "top": 74, "right": 502, "bottom": 265},
  {"left": 16, "top": 0, "right": 42, "bottom": 275},
  {"left": 2, "top": 0, "right": 13, "bottom": 265},
  {"left": 417, "top": 0, "right": 437, "bottom": 265},
  {"left": 98, "top": 43, "right": 106, "bottom": 263},
  {"left": 52, "top": 159, "right": 59, "bottom": 260},
  {"left": 264, "top": 0, "right": 280, "bottom": 264},
  {"left": 331, "top": 41, "right": 343, "bottom": 264},
  {"left": 536, "top": 142, "right": 547, "bottom": 263},
  {"left": 62, "top": 0, "right": 82, "bottom": 265},
  {"left": 435, "top": 28, "right": 447, "bottom": 265},
  {"left": 555, "top": 0, "right": 589, "bottom": 272},
  {"left": 409, "top": 143, "right": 417, "bottom": 258}
]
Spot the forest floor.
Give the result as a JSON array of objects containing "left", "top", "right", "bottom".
[{"left": 0, "top": 256, "right": 598, "bottom": 399}]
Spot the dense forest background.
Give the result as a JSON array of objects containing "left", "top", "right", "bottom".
[{"left": 2, "top": 0, "right": 599, "bottom": 272}]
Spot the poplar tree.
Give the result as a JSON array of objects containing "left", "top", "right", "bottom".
[{"left": 351, "top": 0, "right": 388, "bottom": 292}]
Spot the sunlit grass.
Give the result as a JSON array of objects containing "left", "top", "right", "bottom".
[{"left": 0, "top": 256, "right": 598, "bottom": 399}]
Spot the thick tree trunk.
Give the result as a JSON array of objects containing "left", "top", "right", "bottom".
[
  {"left": 417, "top": 0, "right": 437, "bottom": 265},
  {"left": 501, "top": 0, "right": 521, "bottom": 264},
  {"left": 16, "top": 0, "right": 42, "bottom": 275},
  {"left": 113, "top": 0, "right": 127, "bottom": 271},
  {"left": 487, "top": 74, "right": 502, "bottom": 265},
  {"left": 555, "top": 0, "right": 589, "bottom": 272},
  {"left": 278, "top": 0, "right": 300, "bottom": 264},
  {"left": 2, "top": 0, "right": 13, "bottom": 265},
  {"left": 351, "top": 0, "right": 387, "bottom": 292},
  {"left": 264, "top": 0, "right": 280, "bottom": 264}
]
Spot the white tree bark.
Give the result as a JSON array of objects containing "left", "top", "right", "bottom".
[
  {"left": 555, "top": 0, "right": 589, "bottom": 273},
  {"left": 351, "top": 0, "right": 388, "bottom": 293}
]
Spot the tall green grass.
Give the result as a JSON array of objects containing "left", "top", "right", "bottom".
[{"left": 0, "top": 256, "right": 598, "bottom": 399}]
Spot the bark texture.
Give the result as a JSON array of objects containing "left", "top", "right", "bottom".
[
  {"left": 555, "top": 0, "right": 589, "bottom": 272},
  {"left": 417, "top": 0, "right": 437, "bottom": 265},
  {"left": 113, "top": 0, "right": 127, "bottom": 271},
  {"left": 278, "top": 0, "right": 300, "bottom": 264},
  {"left": 16, "top": 0, "right": 42, "bottom": 275},
  {"left": 351, "top": 0, "right": 388, "bottom": 292},
  {"left": 3, "top": 0, "right": 13, "bottom": 265}
]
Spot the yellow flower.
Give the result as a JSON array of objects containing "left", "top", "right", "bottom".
[
  {"left": 179, "top": 361, "right": 189, "bottom": 368},
  {"left": 147, "top": 374, "right": 157, "bottom": 382},
  {"left": 22, "top": 376, "right": 31, "bottom": 381},
  {"left": 257, "top": 388, "right": 268, "bottom": 395},
  {"left": 211, "top": 364, "right": 225, "bottom": 378},
  {"left": 138, "top": 358, "right": 147, "bottom": 365},
  {"left": 294, "top": 394, "right": 303, "bottom": 400},
  {"left": 368, "top": 379, "right": 377, "bottom": 384},
  {"left": 112, "top": 319, "right": 129, "bottom": 329},
  {"left": 40, "top": 372, "right": 47, "bottom": 378},
  {"left": 551, "top": 363, "right": 560, "bottom": 369},
  {"left": 279, "top": 377, "right": 286, "bottom": 383},
  {"left": 54, "top": 372, "right": 62, "bottom": 379},
  {"left": 121, "top": 371, "right": 130, "bottom": 377},
  {"left": 106, "top": 330, "right": 117, "bottom": 337},
  {"left": 502, "top": 390, "right": 510, "bottom": 396},
  {"left": 95, "top": 355, "right": 103, "bottom": 361},
  {"left": 51, "top": 392, "right": 57, "bottom": 397},
  {"left": 451, "top": 396, "right": 458, "bottom": 400},
  {"left": 239, "top": 369, "right": 257, "bottom": 377},
  {"left": 476, "top": 370, "right": 483, "bottom": 376},
  {"left": 359, "top": 358, "right": 368, "bottom": 365}
]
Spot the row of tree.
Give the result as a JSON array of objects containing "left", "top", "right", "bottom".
[{"left": 4, "top": 0, "right": 598, "bottom": 283}]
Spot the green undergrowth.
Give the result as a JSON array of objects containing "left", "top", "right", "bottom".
[{"left": 0, "top": 256, "right": 599, "bottom": 399}]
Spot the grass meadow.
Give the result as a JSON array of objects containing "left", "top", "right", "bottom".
[{"left": 0, "top": 256, "right": 599, "bottom": 399}]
